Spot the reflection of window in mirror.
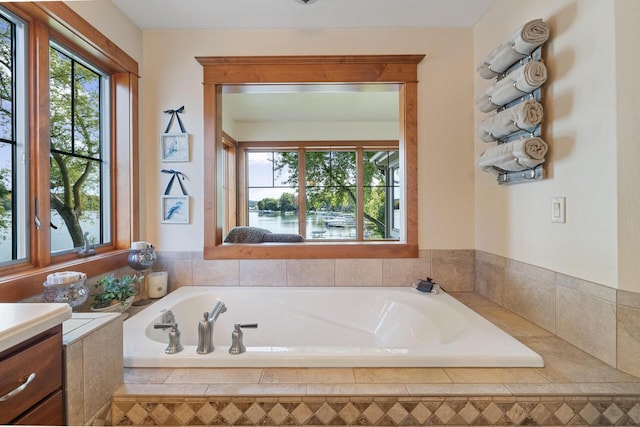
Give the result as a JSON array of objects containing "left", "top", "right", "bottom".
[{"left": 198, "top": 55, "right": 424, "bottom": 259}]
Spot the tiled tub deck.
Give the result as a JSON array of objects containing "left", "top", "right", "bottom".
[{"left": 111, "top": 293, "right": 640, "bottom": 426}]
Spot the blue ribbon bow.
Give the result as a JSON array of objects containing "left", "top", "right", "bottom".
[
  {"left": 161, "top": 169, "right": 188, "bottom": 195},
  {"left": 163, "top": 106, "right": 186, "bottom": 133}
]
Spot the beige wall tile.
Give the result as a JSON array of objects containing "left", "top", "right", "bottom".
[
  {"left": 83, "top": 318, "right": 124, "bottom": 421},
  {"left": 261, "top": 368, "right": 355, "bottom": 383},
  {"left": 406, "top": 383, "right": 511, "bottom": 395},
  {"left": 239, "top": 259, "right": 287, "bottom": 286},
  {"left": 307, "top": 384, "right": 408, "bottom": 395},
  {"left": 113, "top": 383, "right": 208, "bottom": 396},
  {"left": 353, "top": 368, "right": 450, "bottom": 383},
  {"left": 192, "top": 259, "right": 239, "bottom": 286},
  {"left": 505, "top": 383, "right": 616, "bottom": 395},
  {"left": 206, "top": 383, "right": 307, "bottom": 395},
  {"left": 475, "top": 251, "right": 505, "bottom": 267},
  {"left": 479, "top": 307, "right": 553, "bottom": 338},
  {"left": 286, "top": 259, "right": 335, "bottom": 286},
  {"left": 521, "top": 336, "right": 639, "bottom": 383},
  {"left": 164, "top": 368, "right": 262, "bottom": 384},
  {"left": 443, "top": 367, "right": 549, "bottom": 384},
  {"left": 64, "top": 341, "right": 84, "bottom": 426},
  {"left": 556, "top": 282, "right": 617, "bottom": 367},
  {"left": 618, "top": 288, "right": 640, "bottom": 309},
  {"left": 475, "top": 256, "right": 505, "bottom": 305},
  {"left": 154, "top": 258, "right": 193, "bottom": 290},
  {"left": 617, "top": 304, "right": 640, "bottom": 377},
  {"left": 382, "top": 258, "right": 430, "bottom": 287},
  {"left": 123, "top": 368, "right": 174, "bottom": 384},
  {"left": 335, "top": 259, "right": 382, "bottom": 286},
  {"left": 430, "top": 250, "right": 475, "bottom": 292},
  {"left": 503, "top": 259, "right": 556, "bottom": 333},
  {"left": 556, "top": 273, "right": 616, "bottom": 303}
]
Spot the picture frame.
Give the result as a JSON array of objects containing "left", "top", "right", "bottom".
[
  {"left": 161, "top": 195, "right": 189, "bottom": 224},
  {"left": 160, "top": 133, "right": 189, "bottom": 162}
]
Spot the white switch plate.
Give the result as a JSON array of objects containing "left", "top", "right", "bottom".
[{"left": 551, "top": 197, "right": 566, "bottom": 223}]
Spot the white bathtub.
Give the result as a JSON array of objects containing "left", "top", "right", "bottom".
[{"left": 123, "top": 286, "right": 543, "bottom": 368}]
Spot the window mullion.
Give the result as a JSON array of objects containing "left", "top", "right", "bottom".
[
  {"left": 298, "top": 149, "right": 306, "bottom": 239},
  {"left": 356, "top": 147, "right": 364, "bottom": 241}
]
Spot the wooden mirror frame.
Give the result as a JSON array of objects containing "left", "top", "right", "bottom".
[{"left": 197, "top": 54, "right": 424, "bottom": 259}]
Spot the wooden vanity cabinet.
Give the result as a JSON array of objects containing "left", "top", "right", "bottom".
[{"left": 0, "top": 325, "right": 64, "bottom": 425}]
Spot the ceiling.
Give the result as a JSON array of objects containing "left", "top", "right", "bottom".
[
  {"left": 110, "top": 0, "right": 496, "bottom": 127},
  {"left": 111, "top": 0, "right": 496, "bottom": 30}
]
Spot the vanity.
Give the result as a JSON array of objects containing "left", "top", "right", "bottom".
[{"left": 0, "top": 303, "right": 71, "bottom": 425}]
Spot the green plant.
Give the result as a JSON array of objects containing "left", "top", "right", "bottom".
[{"left": 91, "top": 274, "right": 141, "bottom": 309}]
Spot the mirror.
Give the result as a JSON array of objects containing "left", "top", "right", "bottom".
[{"left": 197, "top": 54, "right": 423, "bottom": 259}]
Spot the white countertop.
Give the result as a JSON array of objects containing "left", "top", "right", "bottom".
[{"left": 0, "top": 303, "right": 72, "bottom": 353}]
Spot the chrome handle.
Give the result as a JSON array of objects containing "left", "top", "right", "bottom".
[
  {"left": 0, "top": 372, "right": 36, "bottom": 402},
  {"left": 238, "top": 323, "right": 258, "bottom": 329}
]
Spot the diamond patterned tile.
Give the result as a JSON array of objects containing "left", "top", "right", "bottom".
[
  {"left": 220, "top": 403, "right": 243, "bottom": 424},
  {"left": 267, "top": 403, "right": 289, "bottom": 425},
  {"left": 126, "top": 403, "right": 149, "bottom": 425},
  {"left": 481, "top": 402, "right": 505, "bottom": 424},
  {"left": 603, "top": 403, "right": 625, "bottom": 424},
  {"left": 528, "top": 403, "right": 551, "bottom": 424},
  {"left": 506, "top": 403, "right": 527, "bottom": 425},
  {"left": 150, "top": 404, "right": 172, "bottom": 424},
  {"left": 338, "top": 402, "right": 360, "bottom": 424},
  {"left": 315, "top": 402, "right": 338, "bottom": 424},
  {"left": 195, "top": 403, "right": 217, "bottom": 424},
  {"left": 628, "top": 402, "right": 640, "bottom": 424},
  {"left": 410, "top": 402, "right": 432, "bottom": 424},
  {"left": 174, "top": 403, "right": 195, "bottom": 424},
  {"left": 387, "top": 402, "right": 410, "bottom": 424},
  {"left": 578, "top": 402, "right": 600, "bottom": 424},
  {"left": 434, "top": 402, "right": 456, "bottom": 424},
  {"left": 291, "top": 402, "right": 314, "bottom": 424},
  {"left": 244, "top": 402, "right": 266, "bottom": 424},
  {"left": 554, "top": 402, "right": 575, "bottom": 425},
  {"left": 458, "top": 402, "right": 480, "bottom": 424},
  {"left": 363, "top": 402, "right": 385, "bottom": 424}
]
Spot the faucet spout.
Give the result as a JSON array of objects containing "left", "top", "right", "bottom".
[
  {"left": 208, "top": 301, "right": 227, "bottom": 321},
  {"left": 197, "top": 300, "right": 227, "bottom": 354}
]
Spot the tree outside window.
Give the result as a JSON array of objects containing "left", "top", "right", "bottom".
[{"left": 49, "top": 45, "right": 110, "bottom": 253}]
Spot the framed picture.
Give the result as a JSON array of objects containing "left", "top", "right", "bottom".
[
  {"left": 160, "top": 133, "right": 189, "bottom": 162},
  {"left": 161, "top": 195, "right": 189, "bottom": 224}
]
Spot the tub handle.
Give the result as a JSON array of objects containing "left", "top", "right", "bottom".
[
  {"left": 229, "top": 323, "right": 258, "bottom": 355},
  {"left": 238, "top": 323, "right": 258, "bottom": 329}
]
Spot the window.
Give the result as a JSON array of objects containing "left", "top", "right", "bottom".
[
  {"left": 49, "top": 44, "right": 110, "bottom": 253},
  {"left": 242, "top": 144, "right": 400, "bottom": 242},
  {"left": 198, "top": 55, "right": 423, "bottom": 259},
  {"left": 0, "top": 10, "right": 26, "bottom": 264},
  {"left": 0, "top": 2, "right": 138, "bottom": 302}
]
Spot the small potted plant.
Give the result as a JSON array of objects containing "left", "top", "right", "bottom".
[{"left": 90, "top": 274, "right": 141, "bottom": 312}]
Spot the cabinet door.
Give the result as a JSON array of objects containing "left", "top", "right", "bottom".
[
  {"left": 0, "top": 332, "right": 62, "bottom": 424},
  {"left": 13, "top": 390, "right": 63, "bottom": 426}
]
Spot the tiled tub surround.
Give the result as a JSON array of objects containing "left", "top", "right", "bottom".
[
  {"left": 112, "top": 293, "right": 640, "bottom": 426},
  {"left": 475, "top": 251, "right": 640, "bottom": 378}
]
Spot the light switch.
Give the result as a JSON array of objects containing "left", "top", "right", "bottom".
[{"left": 551, "top": 197, "right": 566, "bottom": 223}]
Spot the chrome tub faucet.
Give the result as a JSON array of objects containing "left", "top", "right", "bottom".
[{"left": 197, "top": 301, "right": 227, "bottom": 354}]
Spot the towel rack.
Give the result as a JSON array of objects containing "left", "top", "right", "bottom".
[{"left": 476, "top": 27, "right": 549, "bottom": 186}]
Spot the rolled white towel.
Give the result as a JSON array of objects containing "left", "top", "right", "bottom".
[
  {"left": 475, "top": 61, "right": 547, "bottom": 112},
  {"left": 477, "top": 99, "right": 544, "bottom": 142},
  {"left": 477, "top": 19, "right": 550, "bottom": 79},
  {"left": 476, "top": 137, "right": 548, "bottom": 173}
]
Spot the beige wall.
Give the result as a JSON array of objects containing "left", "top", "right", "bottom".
[
  {"left": 141, "top": 28, "right": 476, "bottom": 252},
  {"left": 474, "top": 0, "right": 621, "bottom": 289},
  {"left": 64, "top": 0, "right": 143, "bottom": 64},
  {"left": 615, "top": 0, "right": 640, "bottom": 292}
]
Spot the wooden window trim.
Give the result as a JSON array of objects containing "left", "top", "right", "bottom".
[
  {"left": 0, "top": 3, "right": 139, "bottom": 302},
  {"left": 197, "top": 55, "right": 423, "bottom": 259}
]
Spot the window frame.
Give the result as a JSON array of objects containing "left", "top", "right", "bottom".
[
  {"left": 197, "top": 55, "right": 423, "bottom": 259},
  {"left": 239, "top": 140, "right": 401, "bottom": 242},
  {"left": 0, "top": 3, "right": 139, "bottom": 302}
]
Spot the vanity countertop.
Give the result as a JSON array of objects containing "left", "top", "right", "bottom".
[{"left": 0, "top": 303, "right": 72, "bottom": 353}]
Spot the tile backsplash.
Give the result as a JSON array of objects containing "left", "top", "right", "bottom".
[{"left": 476, "top": 251, "right": 640, "bottom": 378}]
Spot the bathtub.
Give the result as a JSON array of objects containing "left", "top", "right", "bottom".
[{"left": 123, "top": 286, "right": 543, "bottom": 368}]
